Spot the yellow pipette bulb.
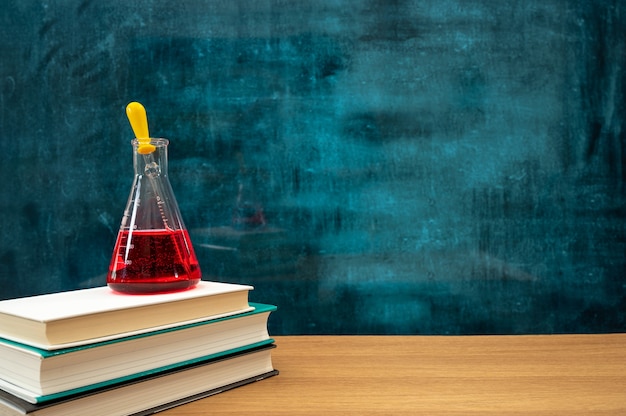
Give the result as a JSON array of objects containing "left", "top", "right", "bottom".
[{"left": 126, "top": 102, "right": 156, "bottom": 154}]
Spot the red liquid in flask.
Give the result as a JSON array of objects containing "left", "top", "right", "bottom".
[{"left": 107, "top": 229, "right": 201, "bottom": 294}]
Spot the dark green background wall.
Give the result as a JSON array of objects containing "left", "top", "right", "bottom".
[{"left": 1, "top": 1, "right": 624, "bottom": 334}]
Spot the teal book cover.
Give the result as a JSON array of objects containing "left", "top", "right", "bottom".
[
  {"left": 34, "top": 338, "right": 276, "bottom": 403},
  {"left": 0, "top": 344, "right": 278, "bottom": 415},
  {"left": 0, "top": 303, "right": 276, "bottom": 358}
]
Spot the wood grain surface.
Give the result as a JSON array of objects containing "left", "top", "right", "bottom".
[{"left": 161, "top": 334, "right": 626, "bottom": 415}]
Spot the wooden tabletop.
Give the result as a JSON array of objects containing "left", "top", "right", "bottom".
[{"left": 162, "top": 334, "right": 626, "bottom": 415}]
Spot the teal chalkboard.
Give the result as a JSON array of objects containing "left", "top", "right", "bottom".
[{"left": 0, "top": 1, "right": 624, "bottom": 334}]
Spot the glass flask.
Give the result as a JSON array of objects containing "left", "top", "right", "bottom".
[{"left": 107, "top": 138, "right": 201, "bottom": 294}]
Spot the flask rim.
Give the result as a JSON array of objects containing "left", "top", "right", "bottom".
[{"left": 130, "top": 138, "right": 169, "bottom": 146}]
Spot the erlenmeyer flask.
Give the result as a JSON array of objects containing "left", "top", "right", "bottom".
[{"left": 107, "top": 138, "right": 201, "bottom": 294}]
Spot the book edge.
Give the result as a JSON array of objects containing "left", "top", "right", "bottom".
[
  {"left": 0, "top": 343, "right": 277, "bottom": 407},
  {"left": 0, "top": 303, "right": 276, "bottom": 355},
  {"left": 0, "top": 281, "right": 254, "bottom": 322},
  {"left": 129, "top": 369, "right": 279, "bottom": 416}
]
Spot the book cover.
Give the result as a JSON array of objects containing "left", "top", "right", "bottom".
[
  {"left": 0, "top": 344, "right": 278, "bottom": 416},
  {"left": 0, "top": 281, "right": 253, "bottom": 350}
]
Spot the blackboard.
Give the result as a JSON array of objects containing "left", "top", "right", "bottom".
[{"left": 0, "top": 0, "right": 624, "bottom": 334}]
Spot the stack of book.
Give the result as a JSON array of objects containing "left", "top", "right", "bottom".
[{"left": 0, "top": 281, "right": 278, "bottom": 416}]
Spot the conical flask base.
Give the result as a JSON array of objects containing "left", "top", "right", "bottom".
[{"left": 107, "top": 228, "right": 201, "bottom": 294}]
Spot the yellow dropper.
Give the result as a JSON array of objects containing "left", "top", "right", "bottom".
[{"left": 126, "top": 102, "right": 156, "bottom": 154}]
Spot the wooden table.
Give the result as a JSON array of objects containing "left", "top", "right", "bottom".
[{"left": 162, "top": 334, "right": 626, "bottom": 415}]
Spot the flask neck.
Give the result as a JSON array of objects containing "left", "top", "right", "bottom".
[{"left": 132, "top": 138, "right": 169, "bottom": 177}]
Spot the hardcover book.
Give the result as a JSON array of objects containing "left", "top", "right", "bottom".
[
  {"left": 0, "top": 281, "right": 253, "bottom": 349},
  {"left": 0, "top": 344, "right": 278, "bottom": 416}
]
